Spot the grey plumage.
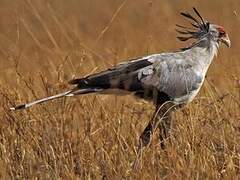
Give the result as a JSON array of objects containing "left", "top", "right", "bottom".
[{"left": 10, "top": 8, "right": 230, "bottom": 150}]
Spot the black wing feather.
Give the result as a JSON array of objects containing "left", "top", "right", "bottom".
[{"left": 69, "top": 58, "right": 153, "bottom": 91}]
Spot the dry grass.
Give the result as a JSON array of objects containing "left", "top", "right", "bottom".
[{"left": 0, "top": 0, "right": 240, "bottom": 179}]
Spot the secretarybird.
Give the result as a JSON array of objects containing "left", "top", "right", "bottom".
[{"left": 11, "top": 8, "right": 230, "bottom": 149}]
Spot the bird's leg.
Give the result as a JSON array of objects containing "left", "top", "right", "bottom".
[
  {"left": 137, "top": 102, "right": 173, "bottom": 151},
  {"left": 134, "top": 92, "right": 173, "bottom": 170},
  {"left": 137, "top": 120, "right": 153, "bottom": 153},
  {"left": 134, "top": 118, "right": 155, "bottom": 171},
  {"left": 153, "top": 101, "right": 174, "bottom": 148},
  {"left": 158, "top": 111, "right": 172, "bottom": 149},
  {"left": 139, "top": 103, "right": 173, "bottom": 148}
]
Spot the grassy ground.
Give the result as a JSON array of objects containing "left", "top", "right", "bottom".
[{"left": 0, "top": 0, "right": 239, "bottom": 179}]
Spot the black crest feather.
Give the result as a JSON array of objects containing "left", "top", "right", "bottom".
[{"left": 176, "top": 7, "right": 210, "bottom": 47}]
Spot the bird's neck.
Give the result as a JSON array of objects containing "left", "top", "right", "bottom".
[{"left": 187, "top": 38, "right": 219, "bottom": 75}]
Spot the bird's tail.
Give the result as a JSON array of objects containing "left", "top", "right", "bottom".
[{"left": 10, "top": 87, "right": 101, "bottom": 111}]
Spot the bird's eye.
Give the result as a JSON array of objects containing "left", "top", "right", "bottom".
[
  {"left": 219, "top": 31, "right": 226, "bottom": 37},
  {"left": 217, "top": 27, "right": 226, "bottom": 37}
]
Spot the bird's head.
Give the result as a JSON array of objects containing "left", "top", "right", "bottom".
[
  {"left": 176, "top": 8, "right": 231, "bottom": 49},
  {"left": 208, "top": 24, "right": 231, "bottom": 47}
]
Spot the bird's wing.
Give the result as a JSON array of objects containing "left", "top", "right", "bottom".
[
  {"left": 141, "top": 54, "right": 203, "bottom": 101},
  {"left": 69, "top": 56, "right": 155, "bottom": 93}
]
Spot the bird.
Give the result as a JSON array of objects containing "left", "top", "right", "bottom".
[{"left": 10, "top": 8, "right": 230, "bottom": 150}]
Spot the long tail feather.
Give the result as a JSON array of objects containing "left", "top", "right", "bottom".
[
  {"left": 10, "top": 90, "right": 73, "bottom": 111},
  {"left": 10, "top": 87, "right": 98, "bottom": 111}
]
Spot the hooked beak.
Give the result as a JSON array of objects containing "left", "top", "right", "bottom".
[{"left": 220, "top": 34, "right": 231, "bottom": 47}]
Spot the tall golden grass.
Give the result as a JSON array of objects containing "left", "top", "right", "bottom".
[{"left": 0, "top": 0, "right": 239, "bottom": 179}]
